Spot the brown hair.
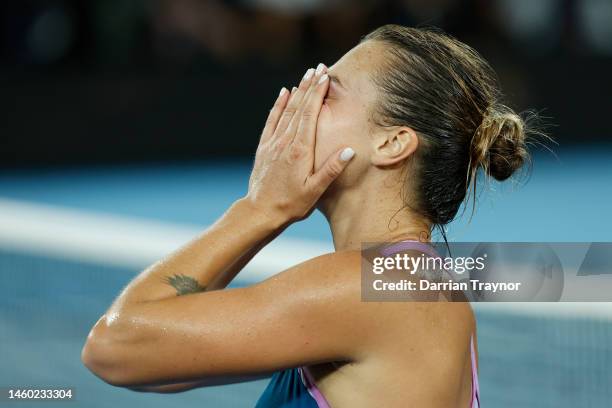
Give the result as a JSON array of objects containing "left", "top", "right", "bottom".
[{"left": 363, "top": 24, "right": 536, "bottom": 227}]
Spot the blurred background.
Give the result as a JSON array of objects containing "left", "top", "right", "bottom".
[
  {"left": 1, "top": 0, "right": 611, "bottom": 407},
  {"left": 1, "top": 0, "right": 612, "bottom": 165}
]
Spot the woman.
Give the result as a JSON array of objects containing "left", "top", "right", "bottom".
[{"left": 82, "top": 25, "right": 532, "bottom": 407}]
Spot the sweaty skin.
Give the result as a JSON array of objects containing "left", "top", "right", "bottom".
[{"left": 82, "top": 41, "right": 477, "bottom": 408}]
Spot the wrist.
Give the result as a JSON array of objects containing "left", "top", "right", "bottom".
[{"left": 233, "top": 197, "right": 291, "bottom": 232}]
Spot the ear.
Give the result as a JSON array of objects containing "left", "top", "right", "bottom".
[{"left": 370, "top": 126, "right": 419, "bottom": 166}]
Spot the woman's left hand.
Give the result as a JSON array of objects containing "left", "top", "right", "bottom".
[{"left": 246, "top": 65, "right": 355, "bottom": 224}]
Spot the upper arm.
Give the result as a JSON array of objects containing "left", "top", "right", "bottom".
[{"left": 84, "top": 251, "right": 370, "bottom": 386}]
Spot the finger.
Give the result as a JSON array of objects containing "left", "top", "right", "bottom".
[
  {"left": 260, "top": 87, "right": 290, "bottom": 144},
  {"left": 283, "top": 64, "right": 327, "bottom": 146},
  {"left": 306, "top": 147, "right": 355, "bottom": 194},
  {"left": 273, "top": 67, "right": 315, "bottom": 140},
  {"left": 293, "top": 65, "right": 329, "bottom": 149},
  {"left": 279, "top": 69, "right": 314, "bottom": 131}
]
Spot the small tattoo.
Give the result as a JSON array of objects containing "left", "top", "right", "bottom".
[{"left": 163, "top": 274, "right": 207, "bottom": 296}]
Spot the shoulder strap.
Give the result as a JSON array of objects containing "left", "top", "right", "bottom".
[{"left": 470, "top": 334, "right": 481, "bottom": 408}]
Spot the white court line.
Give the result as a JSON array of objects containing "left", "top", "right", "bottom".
[
  {"left": 0, "top": 198, "right": 334, "bottom": 282},
  {"left": 1, "top": 197, "right": 611, "bottom": 320}
]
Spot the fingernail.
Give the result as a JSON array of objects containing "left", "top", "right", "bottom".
[
  {"left": 303, "top": 68, "right": 315, "bottom": 81},
  {"left": 279, "top": 87, "right": 287, "bottom": 97},
  {"left": 340, "top": 147, "right": 355, "bottom": 162},
  {"left": 318, "top": 74, "right": 329, "bottom": 85},
  {"left": 315, "top": 63, "right": 325, "bottom": 75},
  {"left": 291, "top": 86, "right": 298, "bottom": 94}
]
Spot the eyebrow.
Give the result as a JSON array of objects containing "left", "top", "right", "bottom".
[{"left": 328, "top": 73, "right": 346, "bottom": 90}]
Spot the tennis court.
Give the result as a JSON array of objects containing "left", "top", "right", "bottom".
[{"left": 1, "top": 147, "right": 611, "bottom": 407}]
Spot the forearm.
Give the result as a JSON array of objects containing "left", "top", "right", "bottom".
[
  {"left": 128, "top": 373, "right": 268, "bottom": 393},
  {"left": 128, "top": 382, "right": 205, "bottom": 394},
  {"left": 107, "top": 197, "right": 286, "bottom": 308},
  {"left": 82, "top": 68, "right": 350, "bottom": 389}
]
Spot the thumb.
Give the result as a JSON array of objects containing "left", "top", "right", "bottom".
[{"left": 308, "top": 147, "right": 355, "bottom": 193}]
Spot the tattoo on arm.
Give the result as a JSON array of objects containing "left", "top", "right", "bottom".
[{"left": 163, "top": 274, "right": 207, "bottom": 296}]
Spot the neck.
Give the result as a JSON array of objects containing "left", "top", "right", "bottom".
[{"left": 317, "top": 181, "right": 431, "bottom": 252}]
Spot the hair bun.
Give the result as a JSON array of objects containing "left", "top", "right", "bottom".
[{"left": 471, "top": 107, "right": 528, "bottom": 181}]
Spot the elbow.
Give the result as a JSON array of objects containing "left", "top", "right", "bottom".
[
  {"left": 81, "top": 315, "right": 140, "bottom": 387},
  {"left": 81, "top": 337, "right": 123, "bottom": 387}
]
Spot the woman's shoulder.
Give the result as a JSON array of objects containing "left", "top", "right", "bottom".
[
  {"left": 254, "top": 249, "right": 474, "bottom": 357},
  {"left": 270, "top": 249, "right": 473, "bottom": 339},
  {"left": 255, "top": 249, "right": 363, "bottom": 307}
]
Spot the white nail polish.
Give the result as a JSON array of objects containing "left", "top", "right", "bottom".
[
  {"left": 340, "top": 147, "right": 355, "bottom": 162},
  {"left": 315, "top": 63, "right": 325, "bottom": 75},
  {"left": 279, "top": 87, "right": 286, "bottom": 97},
  {"left": 303, "top": 68, "right": 315, "bottom": 80},
  {"left": 318, "top": 74, "right": 329, "bottom": 84}
]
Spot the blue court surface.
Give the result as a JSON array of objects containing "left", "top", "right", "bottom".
[{"left": 0, "top": 146, "right": 611, "bottom": 407}]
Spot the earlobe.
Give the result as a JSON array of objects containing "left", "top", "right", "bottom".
[{"left": 371, "top": 127, "right": 419, "bottom": 166}]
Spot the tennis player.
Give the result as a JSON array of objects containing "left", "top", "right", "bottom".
[{"left": 82, "top": 24, "right": 534, "bottom": 407}]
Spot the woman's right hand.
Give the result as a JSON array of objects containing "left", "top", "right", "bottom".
[{"left": 246, "top": 64, "right": 355, "bottom": 225}]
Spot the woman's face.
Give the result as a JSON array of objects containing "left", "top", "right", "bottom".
[{"left": 313, "top": 40, "right": 384, "bottom": 173}]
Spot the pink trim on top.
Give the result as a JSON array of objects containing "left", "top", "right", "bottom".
[
  {"left": 298, "top": 366, "right": 332, "bottom": 408},
  {"left": 470, "top": 334, "right": 481, "bottom": 407},
  {"left": 379, "top": 240, "right": 441, "bottom": 258}
]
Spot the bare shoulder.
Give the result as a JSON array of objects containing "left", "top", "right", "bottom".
[
  {"left": 254, "top": 250, "right": 474, "bottom": 355},
  {"left": 256, "top": 249, "right": 362, "bottom": 290},
  {"left": 250, "top": 250, "right": 364, "bottom": 323}
]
